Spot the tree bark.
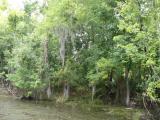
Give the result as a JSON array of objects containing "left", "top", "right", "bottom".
[
  {"left": 43, "top": 38, "right": 51, "bottom": 99},
  {"left": 125, "top": 68, "right": 130, "bottom": 106},
  {"left": 63, "top": 82, "right": 70, "bottom": 99},
  {"left": 47, "top": 81, "right": 51, "bottom": 99},
  {"left": 92, "top": 85, "right": 96, "bottom": 101}
]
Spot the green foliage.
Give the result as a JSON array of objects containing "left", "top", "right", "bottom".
[
  {"left": 147, "top": 81, "right": 160, "bottom": 101},
  {"left": 0, "top": 0, "right": 159, "bottom": 103}
]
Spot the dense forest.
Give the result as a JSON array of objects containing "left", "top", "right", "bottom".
[{"left": 0, "top": 0, "right": 160, "bottom": 117}]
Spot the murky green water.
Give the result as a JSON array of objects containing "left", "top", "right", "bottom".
[{"left": 0, "top": 95, "right": 142, "bottom": 120}]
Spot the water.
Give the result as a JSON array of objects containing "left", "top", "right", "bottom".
[{"left": 0, "top": 95, "right": 143, "bottom": 120}]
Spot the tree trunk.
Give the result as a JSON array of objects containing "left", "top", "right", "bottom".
[
  {"left": 47, "top": 81, "right": 52, "bottom": 99},
  {"left": 115, "top": 76, "right": 126, "bottom": 104},
  {"left": 125, "top": 68, "right": 130, "bottom": 106},
  {"left": 43, "top": 38, "right": 52, "bottom": 99},
  {"left": 63, "top": 82, "right": 70, "bottom": 99},
  {"left": 92, "top": 85, "right": 96, "bottom": 101},
  {"left": 115, "top": 85, "right": 119, "bottom": 103}
]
